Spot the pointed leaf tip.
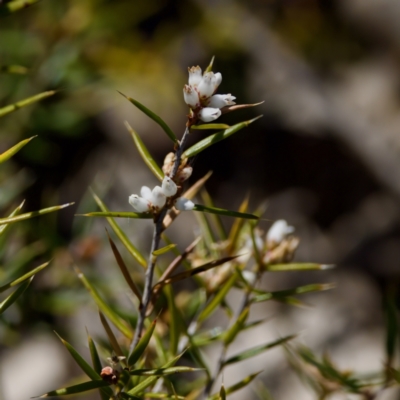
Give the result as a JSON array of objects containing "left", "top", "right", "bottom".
[{"left": 120, "top": 92, "right": 178, "bottom": 143}]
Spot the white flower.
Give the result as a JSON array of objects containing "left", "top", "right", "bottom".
[
  {"left": 129, "top": 195, "right": 151, "bottom": 213},
  {"left": 175, "top": 197, "right": 195, "bottom": 211},
  {"left": 267, "top": 220, "right": 295, "bottom": 244},
  {"left": 197, "top": 72, "right": 218, "bottom": 99},
  {"left": 176, "top": 166, "right": 193, "bottom": 183},
  {"left": 242, "top": 270, "right": 257, "bottom": 285},
  {"left": 183, "top": 64, "right": 234, "bottom": 123},
  {"left": 198, "top": 107, "right": 221, "bottom": 122},
  {"left": 150, "top": 186, "right": 166, "bottom": 209},
  {"left": 161, "top": 176, "right": 177, "bottom": 197},
  {"left": 188, "top": 66, "right": 202, "bottom": 87},
  {"left": 183, "top": 84, "right": 199, "bottom": 108},
  {"left": 207, "top": 94, "right": 236, "bottom": 109},
  {"left": 140, "top": 186, "right": 153, "bottom": 201}
]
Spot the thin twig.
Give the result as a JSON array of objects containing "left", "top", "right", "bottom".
[
  {"left": 129, "top": 126, "right": 191, "bottom": 353},
  {"left": 203, "top": 269, "right": 262, "bottom": 398},
  {"left": 129, "top": 209, "right": 166, "bottom": 353},
  {"left": 171, "top": 126, "right": 190, "bottom": 179}
]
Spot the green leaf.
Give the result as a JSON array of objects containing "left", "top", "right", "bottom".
[
  {"left": 0, "top": 203, "right": 74, "bottom": 225},
  {"left": 266, "top": 263, "right": 335, "bottom": 272},
  {"left": 191, "top": 123, "right": 230, "bottom": 130},
  {"left": 164, "top": 285, "right": 181, "bottom": 355},
  {"left": 198, "top": 272, "right": 238, "bottom": 323},
  {"left": 0, "top": 91, "right": 55, "bottom": 118},
  {"left": 227, "top": 195, "right": 250, "bottom": 255},
  {"left": 86, "top": 330, "right": 104, "bottom": 375},
  {"left": 298, "top": 347, "right": 361, "bottom": 391},
  {"left": 120, "top": 92, "right": 178, "bottom": 144},
  {"left": 55, "top": 332, "right": 103, "bottom": 381},
  {"left": 106, "top": 230, "right": 142, "bottom": 301},
  {"left": 128, "top": 318, "right": 157, "bottom": 367},
  {"left": 153, "top": 244, "right": 177, "bottom": 256},
  {"left": 219, "top": 384, "right": 226, "bottom": 400},
  {"left": 99, "top": 312, "right": 125, "bottom": 359},
  {"left": 208, "top": 372, "right": 261, "bottom": 399},
  {"left": 0, "top": 64, "right": 28, "bottom": 74},
  {"left": 78, "top": 211, "right": 152, "bottom": 219},
  {"left": 0, "top": 277, "right": 32, "bottom": 315},
  {"left": 91, "top": 189, "right": 147, "bottom": 267},
  {"left": 254, "top": 382, "right": 274, "bottom": 400},
  {"left": 252, "top": 283, "right": 335, "bottom": 303},
  {"left": 193, "top": 208, "right": 218, "bottom": 258},
  {"left": 193, "top": 204, "right": 258, "bottom": 220},
  {"left": 201, "top": 190, "right": 227, "bottom": 240},
  {"left": 129, "top": 366, "right": 201, "bottom": 376},
  {"left": 388, "top": 367, "right": 400, "bottom": 383},
  {"left": 0, "top": 261, "right": 49, "bottom": 293},
  {"left": 35, "top": 380, "right": 111, "bottom": 398},
  {"left": 126, "top": 353, "right": 183, "bottom": 396},
  {"left": 0, "top": 200, "right": 25, "bottom": 237},
  {"left": 223, "top": 335, "right": 296, "bottom": 366},
  {"left": 125, "top": 121, "right": 165, "bottom": 180},
  {"left": 204, "top": 56, "right": 215, "bottom": 73},
  {"left": 223, "top": 307, "right": 249, "bottom": 346},
  {"left": 183, "top": 116, "right": 262, "bottom": 158},
  {"left": 76, "top": 267, "right": 132, "bottom": 339},
  {"left": 154, "top": 256, "right": 238, "bottom": 289},
  {"left": 0, "top": 136, "right": 36, "bottom": 164}
]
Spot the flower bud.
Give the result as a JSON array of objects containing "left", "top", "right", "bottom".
[
  {"left": 213, "top": 72, "right": 222, "bottom": 90},
  {"left": 129, "top": 195, "right": 151, "bottom": 213},
  {"left": 150, "top": 186, "right": 166, "bottom": 209},
  {"left": 207, "top": 94, "right": 236, "bottom": 109},
  {"left": 140, "top": 186, "right": 153, "bottom": 201},
  {"left": 175, "top": 197, "right": 195, "bottom": 211},
  {"left": 188, "top": 66, "right": 202, "bottom": 87},
  {"left": 161, "top": 176, "right": 178, "bottom": 197},
  {"left": 266, "top": 220, "right": 295, "bottom": 245},
  {"left": 197, "top": 72, "right": 217, "bottom": 99},
  {"left": 176, "top": 166, "right": 193, "bottom": 183},
  {"left": 198, "top": 107, "right": 221, "bottom": 122},
  {"left": 183, "top": 84, "right": 200, "bottom": 108}
]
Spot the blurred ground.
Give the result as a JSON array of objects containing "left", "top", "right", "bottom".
[{"left": 1, "top": 0, "right": 400, "bottom": 399}]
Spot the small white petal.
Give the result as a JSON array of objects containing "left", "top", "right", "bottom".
[
  {"left": 207, "top": 94, "right": 236, "bottom": 109},
  {"left": 198, "top": 107, "right": 221, "bottom": 122},
  {"left": 197, "top": 72, "right": 216, "bottom": 99},
  {"left": 188, "top": 66, "right": 202, "bottom": 87},
  {"left": 183, "top": 84, "right": 199, "bottom": 108},
  {"left": 177, "top": 166, "right": 193, "bottom": 183},
  {"left": 151, "top": 186, "right": 166, "bottom": 209},
  {"left": 161, "top": 176, "right": 178, "bottom": 197},
  {"left": 129, "top": 195, "right": 151, "bottom": 213},
  {"left": 175, "top": 197, "right": 195, "bottom": 211},
  {"left": 267, "top": 220, "right": 295, "bottom": 244},
  {"left": 140, "top": 186, "right": 153, "bottom": 201},
  {"left": 242, "top": 270, "right": 257, "bottom": 285},
  {"left": 213, "top": 72, "right": 222, "bottom": 90}
]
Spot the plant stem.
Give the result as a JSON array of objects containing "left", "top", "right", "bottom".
[
  {"left": 171, "top": 126, "right": 189, "bottom": 179},
  {"left": 129, "top": 126, "right": 190, "bottom": 353},
  {"left": 203, "top": 270, "right": 262, "bottom": 398},
  {"left": 129, "top": 209, "right": 166, "bottom": 353}
]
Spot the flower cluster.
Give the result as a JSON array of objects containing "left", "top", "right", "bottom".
[
  {"left": 237, "top": 220, "right": 298, "bottom": 266},
  {"left": 129, "top": 176, "right": 194, "bottom": 214},
  {"left": 183, "top": 66, "right": 236, "bottom": 122}
]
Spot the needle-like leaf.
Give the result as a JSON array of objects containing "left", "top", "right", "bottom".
[
  {"left": 125, "top": 121, "right": 165, "bottom": 180},
  {"left": 120, "top": 92, "right": 177, "bottom": 144},
  {"left": 0, "top": 90, "right": 55, "bottom": 117},
  {"left": 0, "top": 136, "right": 36, "bottom": 164}
]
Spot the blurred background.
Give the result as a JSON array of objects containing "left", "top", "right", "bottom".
[{"left": 0, "top": 0, "right": 400, "bottom": 399}]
